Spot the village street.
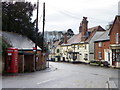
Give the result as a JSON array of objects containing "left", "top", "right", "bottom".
[{"left": 2, "top": 62, "right": 119, "bottom": 88}]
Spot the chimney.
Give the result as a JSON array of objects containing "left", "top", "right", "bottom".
[
  {"left": 81, "top": 17, "right": 88, "bottom": 42},
  {"left": 64, "top": 33, "right": 67, "bottom": 44},
  {"left": 79, "top": 23, "right": 82, "bottom": 33}
]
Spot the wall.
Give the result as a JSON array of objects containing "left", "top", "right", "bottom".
[
  {"left": 89, "top": 31, "right": 105, "bottom": 60},
  {"left": 24, "top": 55, "right": 35, "bottom": 72},
  {"left": 18, "top": 50, "right": 45, "bottom": 73},
  {"left": 95, "top": 40, "right": 110, "bottom": 60},
  {"left": 77, "top": 44, "right": 89, "bottom": 63},
  {"left": 18, "top": 55, "right": 24, "bottom": 73},
  {"left": 110, "top": 17, "right": 120, "bottom": 44}
]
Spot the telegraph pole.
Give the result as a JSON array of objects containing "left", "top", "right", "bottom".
[
  {"left": 35, "top": 0, "right": 39, "bottom": 70},
  {"left": 42, "top": 2, "right": 45, "bottom": 52}
]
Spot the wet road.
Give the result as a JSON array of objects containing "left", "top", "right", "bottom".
[{"left": 2, "top": 62, "right": 119, "bottom": 88}]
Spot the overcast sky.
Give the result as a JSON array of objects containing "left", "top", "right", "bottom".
[{"left": 27, "top": 0, "right": 120, "bottom": 34}]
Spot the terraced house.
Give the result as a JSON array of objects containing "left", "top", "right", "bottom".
[
  {"left": 61, "top": 17, "right": 105, "bottom": 63},
  {"left": 94, "top": 15, "right": 120, "bottom": 68}
]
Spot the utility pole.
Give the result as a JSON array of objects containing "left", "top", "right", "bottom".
[
  {"left": 35, "top": 0, "right": 39, "bottom": 71},
  {"left": 42, "top": 2, "right": 45, "bottom": 52}
]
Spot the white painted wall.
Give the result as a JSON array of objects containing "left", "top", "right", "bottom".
[
  {"left": 116, "top": 62, "right": 120, "bottom": 68},
  {"left": 75, "top": 44, "right": 89, "bottom": 63},
  {"left": 109, "top": 50, "right": 113, "bottom": 66},
  {"left": 104, "top": 49, "right": 110, "bottom": 64}
]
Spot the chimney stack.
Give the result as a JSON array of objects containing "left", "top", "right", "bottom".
[
  {"left": 81, "top": 17, "right": 88, "bottom": 42},
  {"left": 64, "top": 33, "right": 67, "bottom": 44},
  {"left": 79, "top": 23, "right": 82, "bottom": 33}
]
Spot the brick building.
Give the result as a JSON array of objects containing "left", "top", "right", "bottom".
[
  {"left": 94, "top": 30, "right": 110, "bottom": 61},
  {"left": 109, "top": 15, "right": 120, "bottom": 67},
  {"left": 94, "top": 15, "right": 120, "bottom": 68},
  {"left": 2, "top": 31, "right": 46, "bottom": 73}
]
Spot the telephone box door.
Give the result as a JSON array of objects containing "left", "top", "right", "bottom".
[{"left": 6, "top": 48, "right": 18, "bottom": 73}]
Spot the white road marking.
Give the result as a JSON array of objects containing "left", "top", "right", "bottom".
[{"left": 37, "top": 78, "right": 55, "bottom": 85}]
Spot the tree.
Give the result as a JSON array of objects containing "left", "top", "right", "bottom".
[
  {"left": 67, "top": 29, "right": 74, "bottom": 39},
  {"left": 67, "top": 29, "right": 74, "bottom": 36},
  {"left": 2, "top": 2, "right": 43, "bottom": 49}
]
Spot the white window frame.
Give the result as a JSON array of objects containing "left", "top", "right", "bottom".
[
  {"left": 84, "top": 54, "right": 88, "bottom": 60},
  {"left": 98, "top": 42, "right": 102, "bottom": 47},
  {"left": 115, "top": 33, "right": 119, "bottom": 44},
  {"left": 98, "top": 52, "right": 102, "bottom": 60}
]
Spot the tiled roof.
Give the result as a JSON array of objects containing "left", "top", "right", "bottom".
[
  {"left": 109, "top": 15, "right": 120, "bottom": 35},
  {"left": 94, "top": 30, "right": 110, "bottom": 42},
  {"left": 67, "top": 33, "right": 82, "bottom": 44},
  {"left": 66, "top": 26, "right": 105, "bottom": 44},
  {"left": 1, "top": 31, "right": 41, "bottom": 50},
  {"left": 88, "top": 26, "right": 105, "bottom": 32},
  {"left": 53, "top": 40, "right": 63, "bottom": 46}
]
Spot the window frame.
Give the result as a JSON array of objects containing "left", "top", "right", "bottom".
[
  {"left": 98, "top": 52, "right": 102, "bottom": 60},
  {"left": 98, "top": 42, "right": 102, "bottom": 47}
]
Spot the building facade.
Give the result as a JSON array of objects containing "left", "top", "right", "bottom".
[
  {"left": 94, "top": 16, "right": 120, "bottom": 68},
  {"left": 60, "top": 17, "right": 105, "bottom": 63},
  {"left": 109, "top": 16, "right": 120, "bottom": 67},
  {"left": 2, "top": 31, "right": 46, "bottom": 73}
]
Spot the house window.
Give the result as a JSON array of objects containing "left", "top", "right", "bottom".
[
  {"left": 84, "top": 54, "right": 88, "bottom": 60},
  {"left": 78, "top": 45, "right": 79, "bottom": 49},
  {"left": 116, "top": 49, "right": 120, "bottom": 62},
  {"left": 85, "top": 45, "right": 87, "bottom": 49},
  {"left": 98, "top": 52, "right": 102, "bottom": 60},
  {"left": 115, "top": 33, "right": 119, "bottom": 44},
  {"left": 98, "top": 42, "right": 102, "bottom": 47},
  {"left": 57, "top": 49, "right": 59, "bottom": 53}
]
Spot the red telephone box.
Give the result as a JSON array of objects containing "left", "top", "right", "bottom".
[{"left": 6, "top": 48, "right": 18, "bottom": 73}]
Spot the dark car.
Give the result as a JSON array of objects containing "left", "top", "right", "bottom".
[{"left": 101, "top": 61, "right": 110, "bottom": 67}]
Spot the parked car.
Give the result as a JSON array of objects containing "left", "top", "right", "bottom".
[
  {"left": 101, "top": 61, "right": 110, "bottom": 67},
  {"left": 89, "top": 60, "right": 101, "bottom": 66},
  {"left": 89, "top": 60, "right": 110, "bottom": 67}
]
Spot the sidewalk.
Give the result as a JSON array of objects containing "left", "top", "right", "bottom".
[
  {"left": 2, "top": 65, "right": 57, "bottom": 77},
  {"left": 106, "top": 77, "right": 120, "bottom": 89}
]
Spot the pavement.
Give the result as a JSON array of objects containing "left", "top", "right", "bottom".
[
  {"left": 2, "top": 64, "right": 57, "bottom": 77},
  {"left": 106, "top": 77, "right": 119, "bottom": 89}
]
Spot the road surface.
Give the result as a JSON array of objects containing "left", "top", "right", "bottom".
[{"left": 2, "top": 62, "right": 119, "bottom": 88}]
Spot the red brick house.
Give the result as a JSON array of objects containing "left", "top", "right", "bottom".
[
  {"left": 94, "top": 30, "right": 110, "bottom": 61},
  {"left": 109, "top": 15, "right": 120, "bottom": 67},
  {"left": 94, "top": 15, "right": 120, "bottom": 68}
]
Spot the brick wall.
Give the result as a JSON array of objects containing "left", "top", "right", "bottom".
[
  {"left": 95, "top": 40, "right": 110, "bottom": 60},
  {"left": 18, "top": 55, "right": 24, "bottom": 73},
  {"left": 110, "top": 17, "right": 120, "bottom": 44},
  {"left": 17, "top": 50, "right": 46, "bottom": 72}
]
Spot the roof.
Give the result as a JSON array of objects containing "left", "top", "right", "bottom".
[
  {"left": 66, "top": 26, "right": 105, "bottom": 44},
  {"left": 88, "top": 26, "right": 105, "bottom": 32},
  {"left": 85, "top": 26, "right": 105, "bottom": 42},
  {"left": 117, "top": 15, "right": 120, "bottom": 22},
  {"left": 53, "top": 40, "right": 63, "bottom": 46},
  {"left": 1, "top": 31, "right": 41, "bottom": 50},
  {"left": 109, "top": 15, "right": 120, "bottom": 35},
  {"left": 94, "top": 30, "right": 110, "bottom": 42},
  {"left": 67, "top": 33, "right": 82, "bottom": 44}
]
